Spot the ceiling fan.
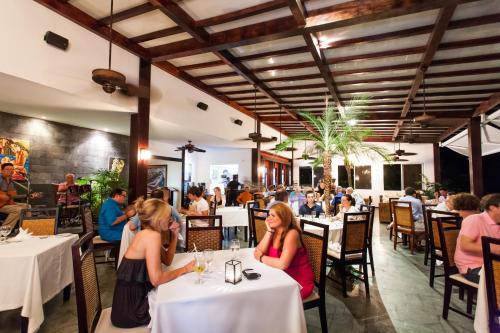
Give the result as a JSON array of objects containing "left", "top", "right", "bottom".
[
  {"left": 391, "top": 155, "right": 409, "bottom": 162},
  {"left": 413, "top": 72, "right": 436, "bottom": 128},
  {"left": 296, "top": 141, "right": 316, "bottom": 160},
  {"left": 237, "top": 86, "right": 277, "bottom": 143},
  {"left": 175, "top": 141, "right": 206, "bottom": 153},
  {"left": 389, "top": 142, "right": 417, "bottom": 157},
  {"left": 91, "top": 0, "right": 143, "bottom": 97}
]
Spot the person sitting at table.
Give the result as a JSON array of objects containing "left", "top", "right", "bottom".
[
  {"left": 315, "top": 179, "right": 326, "bottom": 200},
  {"left": 346, "top": 187, "right": 364, "bottom": 210},
  {"left": 452, "top": 192, "right": 480, "bottom": 219},
  {"left": 212, "top": 186, "right": 226, "bottom": 208},
  {"left": 387, "top": 187, "right": 424, "bottom": 231},
  {"left": 438, "top": 188, "right": 449, "bottom": 203},
  {"left": 332, "top": 194, "right": 359, "bottom": 221},
  {"left": 0, "top": 162, "right": 28, "bottom": 233},
  {"left": 236, "top": 186, "right": 253, "bottom": 206},
  {"left": 99, "top": 188, "right": 136, "bottom": 243},
  {"left": 266, "top": 189, "right": 289, "bottom": 210},
  {"left": 432, "top": 194, "right": 455, "bottom": 218},
  {"left": 454, "top": 193, "right": 500, "bottom": 283},
  {"left": 129, "top": 188, "right": 181, "bottom": 231},
  {"left": 254, "top": 202, "right": 314, "bottom": 299},
  {"left": 299, "top": 190, "right": 324, "bottom": 218},
  {"left": 111, "top": 198, "right": 195, "bottom": 328},
  {"left": 289, "top": 184, "right": 306, "bottom": 209},
  {"left": 180, "top": 186, "right": 209, "bottom": 227},
  {"left": 57, "top": 173, "right": 80, "bottom": 205}
]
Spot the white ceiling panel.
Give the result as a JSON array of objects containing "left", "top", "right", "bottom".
[
  {"left": 426, "top": 73, "right": 500, "bottom": 84},
  {"left": 139, "top": 33, "right": 191, "bottom": 48},
  {"left": 243, "top": 53, "right": 314, "bottom": 69},
  {"left": 420, "top": 84, "right": 500, "bottom": 93},
  {"left": 231, "top": 36, "right": 306, "bottom": 57},
  {"left": 434, "top": 44, "right": 500, "bottom": 60},
  {"left": 206, "top": 7, "right": 292, "bottom": 33},
  {"left": 266, "top": 78, "right": 325, "bottom": 88},
  {"left": 112, "top": 9, "right": 177, "bottom": 37},
  {"left": 216, "top": 85, "right": 255, "bottom": 93},
  {"left": 334, "top": 69, "right": 418, "bottom": 81},
  {"left": 256, "top": 67, "right": 320, "bottom": 80},
  {"left": 201, "top": 76, "right": 245, "bottom": 85},
  {"left": 339, "top": 81, "right": 413, "bottom": 90},
  {"left": 276, "top": 87, "right": 329, "bottom": 95},
  {"left": 441, "top": 22, "right": 500, "bottom": 43},
  {"left": 429, "top": 60, "right": 500, "bottom": 73},
  {"left": 186, "top": 65, "right": 235, "bottom": 77},
  {"left": 70, "top": 0, "right": 145, "bottom": 19},
  {"left": 329, "top": 54, "right": 421, "bottom": 71},
  {"left": 169, "top": 53, "right": 221, "bottom": 67},
  {"left": 178, "top": 0, "right": 274, "bottom": 20},
  {"left": 305, "top": 0, "right": 352, "bottom": 12},
  {"left": 452, "top": 0, "right": 500, "bottom": 20}
]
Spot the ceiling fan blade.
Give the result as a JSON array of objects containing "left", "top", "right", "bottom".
[
  {"left": 401, "top": 152, "right": 417, "bottom": 156},
  {"left": 398, "top": 159, "right": 409, "bottom": 162},
  {"left": 193, "top": 147, "right": 206, "bottom": 153},
  {"left": 388, "top": 153, "right": 398, "bottom": 156}
]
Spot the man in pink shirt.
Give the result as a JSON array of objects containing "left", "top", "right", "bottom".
[{"left": 455, "top": 193, "right": 500, "bottom": 283}]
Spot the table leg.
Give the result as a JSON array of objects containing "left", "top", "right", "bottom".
[
  {"left": 20, "top": 316, "right": 28, "bottom": 333},
  {"left": 244, "top": 227, "right": 248, "bottom": 242},
  {"left": 63, "top": 284, "right": 71, "bottom": 302}
]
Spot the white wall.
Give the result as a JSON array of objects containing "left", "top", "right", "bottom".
[{"left": 293, "top": 142, "right": 435, "bottom": 204}]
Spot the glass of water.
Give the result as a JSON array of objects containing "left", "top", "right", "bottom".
[
  {"left": 230, "top": 239, "right": 240, "bottom": 259},
  {"left": 204, "top": 249, "right": 214, "bottom": 273},
  {"left": 0, "top": 226, "right": 11, "bottom": 243}
]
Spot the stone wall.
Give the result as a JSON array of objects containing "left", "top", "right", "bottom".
[{"left": 0, "top": 111, "right": 129, "bottom": 184}]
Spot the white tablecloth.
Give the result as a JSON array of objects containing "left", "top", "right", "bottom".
[
  {"left": 216, "top": 206, "right": 249, "bottom": 227},
  {"left": 474, "top": 268, "right": 489, "bottom": 333},
  {"left": 148, "top": 248, "right": 306, "bottom": 333},
  {"left": 0, "top": 234, "right": 78, "bottom": 333},
  {"left": 303, "top": 218, "right": 344, "bottom": 243}
]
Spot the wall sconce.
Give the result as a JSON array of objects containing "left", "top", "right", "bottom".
[
  {"left": 225, "top": 260, "right": 242, "bottom": 284},
  {"left": 258, "top": 166, "right": 266, "bottom": 174},
  {"left": 138, "top": 148, "right": 151, "bottom": 161}
]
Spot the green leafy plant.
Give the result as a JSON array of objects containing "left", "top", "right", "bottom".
[
  {"left": 77, "top": 169, "right": 128, "bottom": 218},
  {"left": 417, "top": 174, "right": 442, "bottom": 198},
  {"left": 276, "top": 96, "right": 391, "bottom": 214}
]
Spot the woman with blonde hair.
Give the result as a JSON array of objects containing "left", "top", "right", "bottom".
[
  {"left": 254, "top": 202, "right": 314, "bottom": 299},
  {"left": 111, "top": 198, "right": 194, "bottom": 328}
]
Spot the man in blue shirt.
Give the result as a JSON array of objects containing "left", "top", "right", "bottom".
[
  {"left": 299, "top": 191, "right": 324, "bottom": 217},
  {"left": 98, "top": 188, "right": 135, "bottom": 242},
  {"left": 129, "top": 187, "right": 181, "bottom": 231}
]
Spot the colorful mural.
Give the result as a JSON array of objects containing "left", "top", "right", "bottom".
[{"left": 0, "top": 137, "right": 30, "bottom": 181}]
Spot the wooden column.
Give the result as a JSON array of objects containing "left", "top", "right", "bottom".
[
  {"left": 128, "top": 58, "right": 151, "bottom": 202},
  {"left": 468, "top": 116, "right": 483, "bottom": 197},
  {"left": 433, "top": 143, "right": 441, "bottom": 184}
]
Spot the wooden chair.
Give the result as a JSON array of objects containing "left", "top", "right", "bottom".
[
  {"left": 327, "top": 212, "right": 371, "bottom": 297},
  {"left": 249, "top": 208, "right": 269, "bottom": 247},
  {"left": 360, "top": 204, "right": 376, "bottom": 276},
  {"left": 378, "top": 200, "right": 391, "bottom": 224},
  {"left": 392, "top": 201, "right": 426, "bottom": 254},
  {"left": 422, "top": 203, "right": 437, "bottom": 266},
  {"left": 81, "top": 204, "right": 117, "bottom": 267},
  {"left": 20, "top": 207, "right": 58, "bottom": 236},
  {"left": 71, "top": 232, "right": 148, "bottom": 333},
  {"left": 387, "top": 197, "right": 401, "bottom": 240},
  {"left": 301, "top": 220, "right": 329, "bottom": 333},
  {"left": 437, "top": 220, "right": 478, "bottom": 320},
  {"left": 481, "top": 236, "right": 500, "bottom": 332},
  {"left": 185, "top": 215, "right": 223, "bottom": 252},
  {"left": 426, "top": 210, "right": 460, "bottom": 287}
]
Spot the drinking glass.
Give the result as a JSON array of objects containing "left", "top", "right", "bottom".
[
  {"left": 194, "top": 252, "right": 206, "bottom": 284},
  {"left": 230, "top": 239, "right": 240, "bottom": 259},
  {"left": 0, "top": 226, "right": 11, "bottom": 243},
  {"left": 319, "top": 213, "right": 326, "bottom": 221},
  {"left": 204, "top": 249, "right": 214, "bottom": 273}
]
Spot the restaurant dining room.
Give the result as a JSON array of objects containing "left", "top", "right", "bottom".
[{"left": 1, "top": 0, "right": 500, "bottom": 332}]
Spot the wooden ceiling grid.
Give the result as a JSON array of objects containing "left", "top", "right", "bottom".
[{"left": 35, "top": 0, "right": 500, "bottom": 142}]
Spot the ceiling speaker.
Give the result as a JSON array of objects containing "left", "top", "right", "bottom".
[
  {"left": 197, "top": 102, "right": 208, "bottom": 111},
  {"left": 44, "top": 31, "right": 69, "bottom": 50},
  {"left": 233, "top": 119, "right": 243, "bottom": 126}
]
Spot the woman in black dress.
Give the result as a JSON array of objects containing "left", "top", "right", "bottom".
[{"left": 111, "top": 198, "right": 195, "bottom": 328}]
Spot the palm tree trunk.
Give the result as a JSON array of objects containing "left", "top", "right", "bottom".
[
  {"left": 345, "top": 163, "right": 353, "bottom": 188},
  {"left": 323, "top": 151, "right": 332, "bottom": 216}
]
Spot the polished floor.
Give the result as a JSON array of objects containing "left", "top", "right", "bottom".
[{"left": 0, "top": 213, "right": 474, "bottom": 333}]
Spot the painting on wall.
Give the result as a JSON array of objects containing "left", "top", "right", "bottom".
[
  {"left": 147, "top": 165, "right": 167, "bottom": 193},
  {"left": 0, "top": 137, "right": 30, "bottom": 181},
  {"left": 108, "top": 157, "right": 126, "bottom": 176}
]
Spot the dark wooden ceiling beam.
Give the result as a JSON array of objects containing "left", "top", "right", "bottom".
[
  {"left": 130, "top": 26, "right": 184, "bottom": 43},
  {"left": 100, "top": 2, "right": 157, "bottom": 25},
  {"left": 393, "top": 3, "right": 458, "bottom": 139},
  {"left": 438, "top": 92, "right": 500, "bottom": 142},
  {"left": 34, "top": 0, "right": 149, "bottom": 58},
  {"left": 195, "top": 0, "right": 289, "bottom": 28}
]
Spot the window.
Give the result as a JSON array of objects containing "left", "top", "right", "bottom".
[
  {"left": 299, "top": 166, "right": 312, "bottom": 186},
  {"left": 338, "top": 166, "right": 354, "bottom": 188},
  {"left": 313, "top": 167, "right": 324, "bottom": 187},
  {"left": 403, "top": 164, "right": 423, "bottom": 190},
  {"left": 384, "top": 164, "right": 402, "bottom": 191},
  {"left": 354, "top": 165, "right": 372, "bottom": 189}
]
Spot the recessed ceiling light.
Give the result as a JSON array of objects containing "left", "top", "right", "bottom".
[
  {"left": 103, "top": 128, "right": 109, "bottom": 132},
  {"left": 270, "top": 70, "right": 276, "bottom": 77},
  {"left": 41, "top": 116, "right": 47, "bottom": 119},
  {"left": 268, "top": 57, "right": 275, "bottom": 64}
]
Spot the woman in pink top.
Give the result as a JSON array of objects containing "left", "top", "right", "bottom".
[{"left": 254, "top": 202, "right": 314, "bottom": 299}]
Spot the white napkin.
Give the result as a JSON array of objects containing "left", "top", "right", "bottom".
[
  {"left": 12, "top": 227, "right": 33, "bottom": 241},
  {"left": 328, "top": 241, "right": 341, "bottom": 252}
]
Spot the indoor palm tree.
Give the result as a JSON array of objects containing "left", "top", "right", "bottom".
[{"left": 276, "top": 96, "right": 391, "bottom": 214}]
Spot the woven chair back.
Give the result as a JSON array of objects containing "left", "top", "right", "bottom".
[
  {"left": 436, "top": 221, "right": 460, "bottom": 273},
  {"left": 342, "top": 212, "right": 369, "bottom": 254},
  {"left": 21, "top": 218, "right": 56, "bottom": 236},
  {"left": 481, "top": 236, "right": 500, "bottom": 327},
  {"left": 185, "top": 215, "right": 222, "bottom": 252},
  {"left": 301, "top": 220, "right": 328, "bottom": 288},
  {"left": 393, "top": 201, "right": 413, "bottom": 229}
]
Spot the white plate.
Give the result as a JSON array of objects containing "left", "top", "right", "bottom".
[{"left": 56, "top": 233, "right": 73, "bottom": 237}]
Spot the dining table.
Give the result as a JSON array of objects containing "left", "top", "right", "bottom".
[
  {"left": 474, "top": 267, "right": 490, "bottom": 333},
  {"left": 0, "top": 234, "right": 78, "bottom": 333},
  {"left": 302, "top": 217, "right": 344, "bottom": 243},
  {"left": 148, "top": 248, "right": 307, "bottom": 333}
]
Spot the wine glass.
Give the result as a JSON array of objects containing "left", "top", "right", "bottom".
[
  {"left": 0, "top": 226, "right": 11, "bottom": 243},
  {"left": 204, "top": 249, "right": 214, "bottom": 273},
  {"left": 319, "top": 213, "right": 326, "bottom": 221},
  {"left": 230, "top": 239, "right": 240, "bottom": 259},
  {"left": 194, "top": 252, "right": 206, "bottom": 284}
]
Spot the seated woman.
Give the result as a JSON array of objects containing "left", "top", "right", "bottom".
[
  {"left": 452, "top": 193, "right": 480, "bottom": 219},
  {"left": 111, "top": 198, "right": 194, "bottom": 328},
  {"left": 213, "top": 186, "right": 226, "bottom": 208},
  {"left": 332, "top": 194, "right": 359, "bottom": 221},
  {"left": 254, "top": 202, "right": 314, "bottom": 299}
]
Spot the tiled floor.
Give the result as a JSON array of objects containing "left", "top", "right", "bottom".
[{"left": 0, "top": 214, "right": 474, "bottom": 333}]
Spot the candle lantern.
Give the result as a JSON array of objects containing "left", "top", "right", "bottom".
[{"left": 225, "top": 260, "right": 242, "bottom": 284}]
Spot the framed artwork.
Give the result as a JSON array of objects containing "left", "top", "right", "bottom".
[
  {"left": 108, "top": 157, "right": 126, "bottom": 176},
  {"left": 0, "top": 137, "right": 30, "bottom": 181},
  {"left": 355, "top": 165, "right": 372, "bottom": 189},
  {"left": 147, "top": 165, "right": 167, "bottom": 193}
]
